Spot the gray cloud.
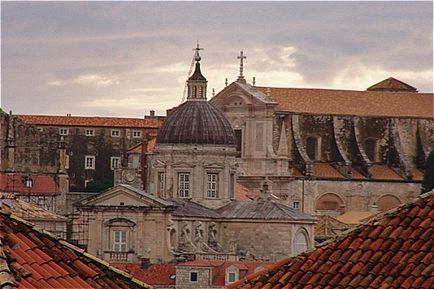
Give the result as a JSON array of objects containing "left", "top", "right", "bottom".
[{"left": 1, "top": 1, "right": 432, "bottom": 117}]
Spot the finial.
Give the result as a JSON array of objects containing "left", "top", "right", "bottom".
[
  {"left": 237, "top": 50, "right": 247, "bottom": 83},
  {"left": 253, "top": 77, "right": 256, "bottom": 86},
  {"left": 193, "top": 42, "right": 203, "bottom": 62},
  {"left": 225, "top": 78, "right": 228, "bottom": 87}
]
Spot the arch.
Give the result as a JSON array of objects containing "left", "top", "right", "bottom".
[
  {"left": 377, "top": 194, "right": 401, "bottom": 212},
  {"left": 293, "top": 228, "right": 310, "bottom": 255},
  {"left": 315, "top": 193, "right": 346, "bottom": 213},
  {"left": 104, "top": 218, "right": 136, "bottom": 227}
]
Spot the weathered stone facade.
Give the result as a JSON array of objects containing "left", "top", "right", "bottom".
[{"left": 210, "top": 78, "right": 433, "bottom": 215}]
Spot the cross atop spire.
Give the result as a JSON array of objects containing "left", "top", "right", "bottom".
[
  {"left": 193, "top": 42, "right": 204, "bottom": 62},
  {"left": 237, "top": 50, "right": 247, "bottom": 83}
]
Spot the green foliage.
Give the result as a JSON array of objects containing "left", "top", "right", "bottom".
[
  {"left": 84, "top": 179, "right": 113, "bottom": 193},
  {"left": 421, "top": 150, "right": 434, "bottom": 194}
]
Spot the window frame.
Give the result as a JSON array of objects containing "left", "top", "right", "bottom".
[
  {"left": 206, "top": 173, "right": 219, "bottom": 199},
  {"left": 85, "top": 128, "right": 95, "bottom": 136},
  {"left": 84, "top": 155, "right": 95, "bottom": 170},
  {"left": 110, "top": 156, "right": 121, "bottom": 170},
  {"left": 158, "top": 172, "right": 165, "bottom": 197},
  {"left": 113, "top": 230, "right": 128, "bottom": 252},
  {"left": 59, "top": 128, "right": 69, "bottom": 136},
  {"left": 190, "top": 271, "right": 198, "bottom": 282},
  {"left": 111, "top": 129, "right": 121, "bottom": 137},
  {"left": 292, "top": 201, "right": 300, "bottom": 210},
  {"left": 132, "top": 130, "right": 142, "bottom": 138},
  {"left": 178, "top": 173, "right": 191, "bottom": 198}
]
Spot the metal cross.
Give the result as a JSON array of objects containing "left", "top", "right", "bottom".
[{"left": 237, "top": 50, "right": 246, "bottom": 79}]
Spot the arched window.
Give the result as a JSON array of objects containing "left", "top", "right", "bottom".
[
  {"left": 377, "top": 195, "right": 401, "bottom": 212},
  {"left": 306, "top": 137, "right": 320, "bottom": 161},
  {"left": 365, "top": 138, "right": 378, "bottom": 162},
  {"left": 315, "top": 193, "right": 345, "bottom": 214},
  {"left": 294, "top": 229, "right": 309, "bottom": 255}
]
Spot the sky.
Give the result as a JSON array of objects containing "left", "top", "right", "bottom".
[{"left": 1, "top": 1, "right": 433, "bottom": 117}]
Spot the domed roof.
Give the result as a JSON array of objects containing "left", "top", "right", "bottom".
[{"left": 156, "top": 101, "right": 235, "bottom": 145}]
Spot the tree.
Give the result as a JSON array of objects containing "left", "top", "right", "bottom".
[{"left": 421, "top": 150, "right": 434, "bottom": 194}]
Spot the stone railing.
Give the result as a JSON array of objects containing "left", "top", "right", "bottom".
[
  {"left": 104, "top": 251, "right": 135, "bottom": 262},
  {"left": 195, "top": 253, "right": 238, "bottom": 261}
]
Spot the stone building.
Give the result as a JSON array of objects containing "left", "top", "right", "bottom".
[
  {"left": 210, "top": 71, "right": 433, "bottom": 216},
  {"left": 72, "top": 48, "right": 317, "bottom": 264}
]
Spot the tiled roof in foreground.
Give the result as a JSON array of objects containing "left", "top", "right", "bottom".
[
  {"left": 17, "top": 114, "right": 162, "bottom": 128},
  {"left": 227, "top": 191, "right": 434, "bottom": 289},
  {"left": 0, "top": 209, "right": 151, "bottom": 288}
]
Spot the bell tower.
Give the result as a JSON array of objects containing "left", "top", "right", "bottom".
[{"left": 187, "top": 43, "right": 207, "bottom": 100}]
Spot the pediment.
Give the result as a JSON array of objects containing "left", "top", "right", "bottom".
[
  {"left": 211, "top": 82, "right": 275, "bottom": 109},
  {"left": 77, "top": 184, "right": 173, "bottom": 208}
]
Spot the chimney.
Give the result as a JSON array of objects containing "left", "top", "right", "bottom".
[
  {"left": 149, "top": 110, "right": 155, "bottom": 117},
  {"left": 141, "top": 258, "right": 150, "bottom": 269}
]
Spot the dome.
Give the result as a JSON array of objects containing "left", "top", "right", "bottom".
[{"left": 156, "top": 101, "right": 235, "bottom": 145}]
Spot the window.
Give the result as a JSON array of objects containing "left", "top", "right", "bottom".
[
  {"left": 306, "top": 136, "right": 320, "bottom": 161},
  {"left": 365, "top": 138, "right": 378, "bottom": 162},
  {"left": 190, "top": 271, "right": 198, "bottom": 282},
  {"left": 113, "top": 231, "right": 127, "bottom": 252},
  {"left": 207, "top": 173, "right": 218, "bottom": 198},
  {"left": 293, "top": 201, "right": 300, "bottom": 210},
  {"left": 111, "top": 157, "right": 121, "bottom": 170},
  {"left": 294, "top": 230, "right": 309, "bottom": 255},
  {"left": 158, "top": 172, "right": 165, "bottom": 196},
  {"left": 65, "top": 155, "right": 70, "bottom": 169},
  {"left": 85, "top": 155, "right": 95, "bottom": 169},
  {"left": 132, "top": 130, "right": 142, "bottom": 138},
  {"left": 228, "top": 272, "right": 236, "bottom": 283},
  {"left": 85, "top": 129, "right": 95, "bottom": 136},
  {"left": 178, "top": 173, "right": 190, "bottom": 198},
  {"left": 234, "top": 129, "right": 242, "bottom": 155},
  {"left": 59, "top": 128, "right": 69, "bottom": 135},
  {"left": 111, "top": 129, "right": 121, "bottom": 137}
]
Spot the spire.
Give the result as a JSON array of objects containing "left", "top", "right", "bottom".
[
  {"left": 187, "top": 43, "right": 207, "bottom": 100},
  {"left": 237, "top": 50, "right": 247, "bottom": 84}
]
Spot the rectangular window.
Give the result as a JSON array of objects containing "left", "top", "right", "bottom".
[
  {"left": 178, "top": 173, "right": 190, "bottom": 198},
  {"left": 207, "top": 173, "right": 218, "bottom": 198},
  {"left": 190, "top": 271, "right": 198, "bottom": 282},
  {"left": 59, "top": 128, "right": 69, "bottom": 135},
  {"left": 293, "top": 201, "right": 300, "bottom": 210},
  {"left": 85, "top": 155, "right": 95, "bottom": 169},
  {"left": 234, "top": 129, "right": 242, "bottom": 154},
  {"left": 228, "top": 272, "right": 236, "bottom": 282},
  {"left": 111, "top": 157, "right": 121, "bottom": 170},
  {"left": 158, "top": 172, "right": 165, "bottom": 196},
  {"left": 132, "top": 130, "right": 142, "bottom": 138},
  {"left": 85, "top": 129, "right": 95, "bottom": 136},
  {"left": 111, "top": 129, "right": 121, "bottom": 137},
  {"left": 113, "top": 231, "right": 127, "bottom": 252}
]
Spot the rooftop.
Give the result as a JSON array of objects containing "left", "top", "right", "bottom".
[
  {"left": 227, "top": 190, "right": 434, "bottom": 289},
  {"left": 0, "top": 209, "right": 151, "bottom": 288},
  {"left": 17, "top": 114, "right": 162, "bottom": 128},
  {"left": 0, "top": 173, "right": 60, "bottom": 195}
]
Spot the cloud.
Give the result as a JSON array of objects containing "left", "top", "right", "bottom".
[
  {"left": 47, "top": 80, "right": 65, "bottom": 87},
  {"left": 72, "top": 74, "right": 119, "bottom": 87}
]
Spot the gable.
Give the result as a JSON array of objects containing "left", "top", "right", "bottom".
[
  {"left": 78, "top": 185, "right": 173, "bottom": 208},
  {"left": 211, "top": 82, "right": 275, "bottom": 109}
]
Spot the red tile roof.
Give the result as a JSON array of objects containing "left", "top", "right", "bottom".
[
  {"left": 227, "top": 191, "right": 434, "bottom": 289},
  {"left": 0, "top": 173, "right": 59, "bottom": 195},
  {"left": 313, "top": 163, "right": 345, "bottom": 179},
  {"left": 111, "top": 263, "right": 176, "bottom": 286},
  {"left": 127, "top": 134, "right": 158, "bottom": 154},
  {"left": 17, "top": 114, "right": 163, "bottom": 129},
  {"left": 257, "top": 85, "right": 433, "bottom": 118},
  {"left": 370, "top": 165, "right": 403, "bottom": 180},
  {"left": 367, "top": 77, "right": 417, "bottom": 92},
  {"left": 1, "top": 211, "right": 151, "bottom": 288}
]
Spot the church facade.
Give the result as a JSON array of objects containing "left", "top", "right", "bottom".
[{"left": 210, "top": 72, "right": 433, "bottom": 217}]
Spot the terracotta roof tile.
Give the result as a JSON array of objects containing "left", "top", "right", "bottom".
[
  {"left": 0, "top": 173, "right": 59, "bottom": 195},
  {"left": 234, "top": 182, "right": 257, "bottom": 201},
  {"left": 312, "top": 163, "right": 345, "bottom": 179},
  {"left": 0, "top": 212, "right": 151, "bottom": 288},
  {"left": 257, "top": 85, "right": 433, "bottom": 118},
  {"left": 226, "top": 191, "right": 434, "bottom": 289},
  {"left": 17, "top": 114, "right": 162, "bottom": 129},
  {"left": 370, "top": 165, "right": 403, "bottom": 180}
]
